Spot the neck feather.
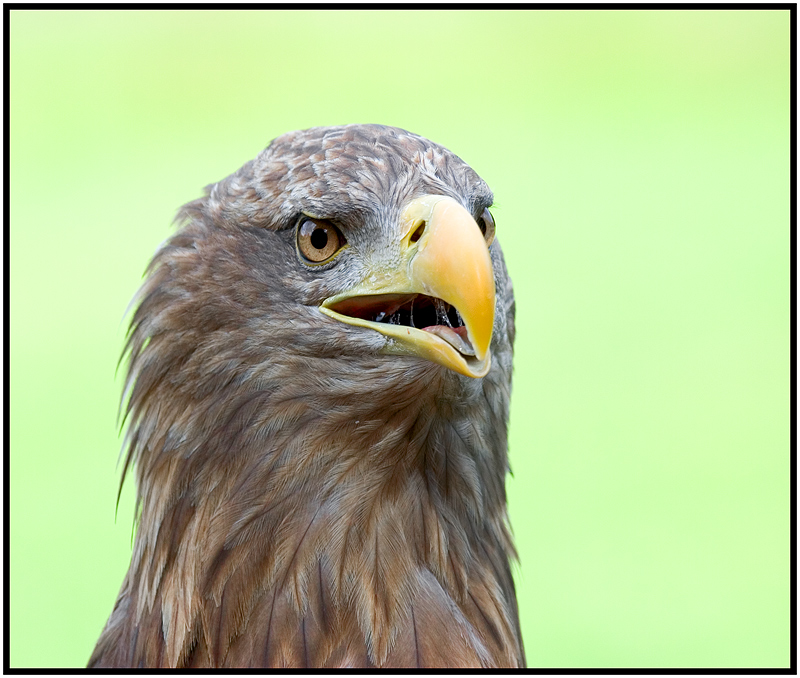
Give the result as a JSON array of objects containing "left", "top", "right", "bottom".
[{"left": 123, "top": 353, "right": 517, "bottom": 666}]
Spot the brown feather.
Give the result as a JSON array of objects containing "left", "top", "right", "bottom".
[{"left": 89, "top": 124, "right": 524, "bottom": 668}]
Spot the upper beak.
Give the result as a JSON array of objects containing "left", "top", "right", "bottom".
[{"left": 320, "top": 194, "right": 496, "bottom": 378}]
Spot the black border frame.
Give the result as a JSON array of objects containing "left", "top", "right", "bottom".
[{"left": 3, "top": 3, "right": 796, "bottom": 674}]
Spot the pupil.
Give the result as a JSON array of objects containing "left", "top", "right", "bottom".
[{"left": 310, "top": 227, "right": 328, "bottom": 249}]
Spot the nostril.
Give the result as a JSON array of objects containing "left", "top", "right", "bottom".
[{"left": 409, "top": 221, "right": 425, "bottom": 244}]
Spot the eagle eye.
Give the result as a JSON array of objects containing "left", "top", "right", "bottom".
[
  {"left": 476, "top": 208, "right": 495, "bottom": 246},
  {"left": 297, "top": 217, "right": 346, "bottom": 264}
]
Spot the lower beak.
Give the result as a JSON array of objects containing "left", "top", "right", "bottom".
[{"left": 320, "top": 195, "right": 496, "bottom": 378}]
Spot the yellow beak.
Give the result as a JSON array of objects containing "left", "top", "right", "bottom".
[{"left": 320, "top": 195, "right": 496, "bottom": 378}]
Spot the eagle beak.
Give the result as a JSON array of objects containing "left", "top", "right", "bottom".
[{"left": 320, "top": 195, "right": 496, "bottom": 378}]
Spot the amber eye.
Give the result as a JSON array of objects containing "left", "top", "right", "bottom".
[
  {"left": 476, "top": 208, "right": 495, "bottom": 245},
  {"left": 296, "top": 217, "right": 345, "bottom": 263}
]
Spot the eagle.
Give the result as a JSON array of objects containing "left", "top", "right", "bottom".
[{"left": 88, "top": 124, "right": 523, "bottom": 668}]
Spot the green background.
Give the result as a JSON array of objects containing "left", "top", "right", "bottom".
[{"left": 10, "top": 9, "right": 791, "bottom": 668}]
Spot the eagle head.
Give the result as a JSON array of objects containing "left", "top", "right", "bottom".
[{"left": 93, "top": 124, "right": 522, "bottom": 669}]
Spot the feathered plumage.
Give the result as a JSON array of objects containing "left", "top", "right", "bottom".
[{"left": 89, "top": 124, "right": 523, "bottom": 668}]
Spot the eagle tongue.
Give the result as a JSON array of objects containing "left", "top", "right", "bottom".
[{"left": 423, "top": 325, "right": 476, "bottom": 357}]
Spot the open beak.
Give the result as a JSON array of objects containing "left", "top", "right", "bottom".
[{"left": 320, "top": 195, "right": 495, "bottom": 378}]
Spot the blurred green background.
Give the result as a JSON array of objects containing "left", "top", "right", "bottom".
[{"left": 10, "top": 9, "right": 790, "bottom": 668}]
